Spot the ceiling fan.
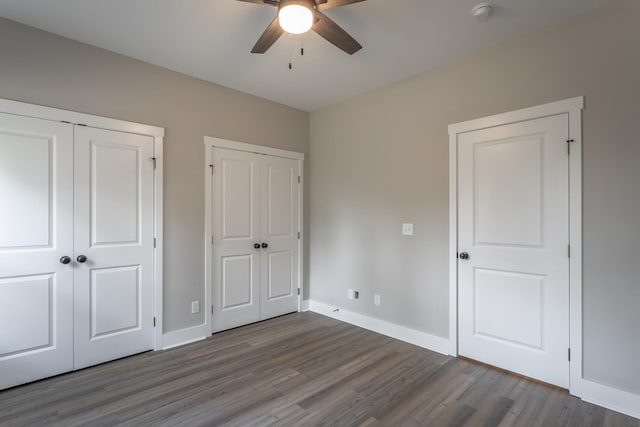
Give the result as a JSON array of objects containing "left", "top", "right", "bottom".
[{"left": 238, "top": 0, "right": 365, "bottom": 55}]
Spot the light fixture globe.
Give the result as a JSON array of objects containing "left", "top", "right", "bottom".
[{"left": 278, "top": 0, "right": 314, "bottom": 34}]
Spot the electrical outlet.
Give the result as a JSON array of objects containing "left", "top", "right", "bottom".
[
  {"left": 191, "top": 301, "right": 200, "bottom": 314},
  {"left": 347, "top": 289, "right": 354, "bottom": 300},
  {"left": 402, "top": 223, "right": 414, "bottom": 236},
  {"left": 374, "top": 294, "right": 381, "bottom": 306}
]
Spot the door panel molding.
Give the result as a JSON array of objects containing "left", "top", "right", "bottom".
[{"left": 449, "top": 97, "right": 582, "bottom": 391}]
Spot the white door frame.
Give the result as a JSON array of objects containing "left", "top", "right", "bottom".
[
  {"left": 448, "top": 97, "right": 583, "bottom": 393},
  {"left": 0, "top": 97, "right": 165, "bottom": 351},
  {"left": 204, "top": 136, "right": 304, "bottom": 335}
]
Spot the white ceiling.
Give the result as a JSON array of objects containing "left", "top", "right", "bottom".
[{"left": 0, "top": 0, "right": 609, "bottom": 111}]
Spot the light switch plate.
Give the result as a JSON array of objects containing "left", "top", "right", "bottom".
[{"left": 402, "top": 223, "right": 414, "bottom": 235}]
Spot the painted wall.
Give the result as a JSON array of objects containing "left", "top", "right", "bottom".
[
  {"left": 0, "top": 18, "right": 310, "bottom": 334},
  {"left": 310, "top": 0, "right": 640, "bottom": 394}
]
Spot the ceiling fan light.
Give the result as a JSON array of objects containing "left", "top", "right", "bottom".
[{"left": 279, "top": 4, "right": 313, "bottom": 34}]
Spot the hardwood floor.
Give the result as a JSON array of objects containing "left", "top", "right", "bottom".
[{"left": 0, "top": 312, "right": 637, "bottom": 426}]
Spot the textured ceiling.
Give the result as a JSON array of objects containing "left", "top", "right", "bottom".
[{"left": 0, "top": 0, "right": 610, "bottom": 111}]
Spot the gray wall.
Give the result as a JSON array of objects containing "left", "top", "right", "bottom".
[
  {"left": 310, "top": 0, "right": 640, "bottom": 394},
  {"left": 0, "top": 18, "right": 310, "bottom": 334}
]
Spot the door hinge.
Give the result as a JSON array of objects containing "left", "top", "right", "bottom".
[
  {"left": 150, "top": 157, "right": 157, "bottom": 169},
  {"left": 298, "top": 176, "right": 301, "bottom": 183},
  {"left": 211, "top": 305, "right": 214, "bottom": 315},
  {"left": 211, "top": 235, "right": 214, "bottom": 245},
  {"left": 298, "top": 231, "right": 300, "bottom": 239},
  {"left": 568, "top": 348, "right": 571, "bottom": 361},
  {"left": 568, "top": 244, "right": 571, "bottom": 258},
  {"left": 154, "top": 237, "right": 157, "bottom": 248},
  {"left": 153, "top": 317, "right": 156, "bottom": 327},
  {"left": 209, "top": 164, "right": 214, "bottom": 175},
  {"left": 297, "top": 288, "right": 300, "bottom": 295},
  {"left": 567, "top": 139, "right": 575, "bottom": 155}
]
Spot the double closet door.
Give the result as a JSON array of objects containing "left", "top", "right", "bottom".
[
  {"left": 211, "top": 146, "right": 301, "bottom": 332},
  {"left": 0, "top": 112, "right": 155, "bottom": 389}
]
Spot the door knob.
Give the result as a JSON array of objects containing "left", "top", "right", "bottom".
[
  {"left": 261, "top": 243, "right": 268, "bottom": 249},
  {"left": 254, "top": 243, "right": 261, "bottom": 249},
  {"left": 459, "top": 252, "right": 470, "bottom": 260},
  {"left": 76, "top": 255, "right": 87, "bottom": 263},
  {"left": 59, "top": 256, "right": 71, "bottom": 264}
]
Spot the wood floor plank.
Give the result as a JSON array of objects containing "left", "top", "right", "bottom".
[
  {"left": 377, "top": 359, "right": 479, "bottom": 424},
  {"left": 0, "top": 311, "right": 637, "bottom": 427}
]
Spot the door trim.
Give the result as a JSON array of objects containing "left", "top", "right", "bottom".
[
  {"left": 448, "top": 97, "right": 583, "bottom": 392},
  {"left": 204, "top": 136, "right": 304, "bottom": 336},
  {"left": 0, "top": 97, "right": 165, "bottom": 351}
]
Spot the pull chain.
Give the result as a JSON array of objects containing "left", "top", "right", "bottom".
[{"left": 288, "top": 33, "right": 293, "bottom": 70}]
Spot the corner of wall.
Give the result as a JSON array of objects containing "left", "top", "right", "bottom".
[
  {"left": 308, "top": 300, "right": 451, "bottom": 356},
  {"left": 162, "top": 324, "right": 208, "bottom": 350}
]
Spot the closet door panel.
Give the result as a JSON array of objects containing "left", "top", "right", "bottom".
[
  {"left": 211, "top": 148, "right": 261, "bottom": 332},
  {"left": 0, "top": 114, "right": 74, "bottom": 389},
  {"left": 73, "top": 126, "right": 154, "bottom": 369},
  {"left": 260, "top": 156, "right": 299, "bottom": 320}
]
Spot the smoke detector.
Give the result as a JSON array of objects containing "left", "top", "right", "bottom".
[{"left": 471, "top": 2, "right": 493, "bottom": 21}]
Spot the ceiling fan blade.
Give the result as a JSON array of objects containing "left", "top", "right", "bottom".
[
  {"left": 312, "top": 10, "right": 362, "bottom": 55},
  {"left": 237, "top": 0, "right": 277, "bottom": 6},
  {"left": 317, "top": 0, "right": 366, "bottom": 10},
  {"left": 251, "top": 16, "right": 285, "bottom": 53}
]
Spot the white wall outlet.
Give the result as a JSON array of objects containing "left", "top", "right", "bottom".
[
  {"left": 374, "top": 294, "right": 381, "bottom": 306},
  {"left": 191, "top": 301, "right": 200, "bottom": 314},
  {"left": 402, "top": 223, "right": 414, "bottom": 236},
  {"left": 348, "top": 289, "right": 354, "bottom": 300}
]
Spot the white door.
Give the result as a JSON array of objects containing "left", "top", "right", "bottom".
[
  {"left": 211, "top": 148, "right": 261, "bottom": 332},
  {"left": 0, "top": 114, "right": 74, "bottom": 389},
  {"left": 73, "top": 126, "right": 155, "bottom": 369},
  {"left": 211, "top": 147, "right": 300, "bottom": 332},
  {"left": 260, "top": 155, "right": 300, "bottom": 320},
  {"left": 457, "top": 114, "right": 570, "bottom": 388}
]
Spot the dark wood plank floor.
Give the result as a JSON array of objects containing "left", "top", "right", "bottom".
[{"left": 0, "top": 312, "right": 638, "bottom": 426}]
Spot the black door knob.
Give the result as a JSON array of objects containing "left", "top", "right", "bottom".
[
  {"left": 59, "top": 256, "right": 71, "bottom": 264},
  {"left": 261, "top": 243, "right": 268, "bottom": 249},
  {"left": 459, "top": 252, "right": 470, "bottom": 260},
  {"left": 253, "top": 243, "right": 261, "bottom": 249},
  {"left": 76, "top": 255, "right": 87, "bottom": 263}
]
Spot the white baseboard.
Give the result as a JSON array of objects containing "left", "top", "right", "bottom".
[
  {"left": 573, "top": 378, "right": 640, "bottom": 419},
  {"left": 301, "top": 299, "right": 310, "bottom": 312},
  {"left": 308, "top": 300, "right": 451, "bottom": 356},
  {"left": 162, "top": 323, "right": 208, "bottom": 350}
]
